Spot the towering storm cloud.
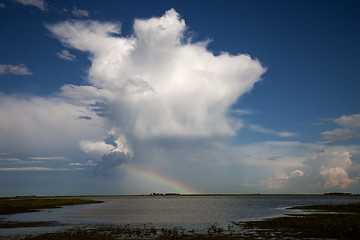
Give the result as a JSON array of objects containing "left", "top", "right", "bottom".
[{"left": 47, "top": 9, "right": 266, "bottom": 173}]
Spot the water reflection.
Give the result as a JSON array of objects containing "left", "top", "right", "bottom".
[{"left": 56, "top": 195, "right": 360, "bottom": 228}]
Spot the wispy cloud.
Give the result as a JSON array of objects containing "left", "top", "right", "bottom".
[
  {"left": 15, "top": 0, "right": 46, "bottom": 11},
  {"left": 321, "top": 114, "right": 360, "bottom": 143},
  {"left": 0, "top": 2, "right": 6, "bottom": 8},
  {"left": 70, "top": 160, "right": 95, "bottom": 166},
  {"left": 334, "top": 114, "right": 360, "bottom": 128},
  {"left": 231, "top": 109, "right": 255, "bottom": 116},
  {"left": 29, "top": 156, "right": 69, "bottom": 161},
  {"left": 0, "top": 167, "right": 69, "bottom": 171},
  {"left": 56, "top": 49, "right": 76, "bottom": 61},
  {"left": 72, "top": 7, "right": 89, "bottom": 18},
  {"left": 0, "top": 157, "right": 22, "bottom": 162},
  {"left": 248, "top": 124, "right": 295, "bottom": 137},
  {"left": 0, "top": 64, "right": 32, "bottom": 75}
]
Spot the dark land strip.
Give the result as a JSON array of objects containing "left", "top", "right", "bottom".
[{"left": 0, "top": 198, "right": 103, "bottom": 215}]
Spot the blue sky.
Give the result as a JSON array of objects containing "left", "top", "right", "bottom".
[{"left": 0, "top": 0, "right": 359, "bottom": 196}]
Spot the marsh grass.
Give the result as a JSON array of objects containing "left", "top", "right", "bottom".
[
  {"left": 242, "top": 202, "right": 360, "bottom": 239},
  {"left": 0, "top": 198, "right": 103, "bottom": 215},
  {"left": 0, "top": 220, "right": 58, "bottom": 228},
  {"left": 23, "top": 225, "right": 186, "bottom": 240},
  {"left": 24, "top": 225, "right": 241, "bottom": 240}
]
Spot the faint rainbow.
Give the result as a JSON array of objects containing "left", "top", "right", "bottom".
[{"left": 120, "top": 164, "right": 197, "bottom": 194}]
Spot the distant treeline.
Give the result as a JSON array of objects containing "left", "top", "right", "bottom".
[
  {"left": 324, "top": 192, "right": 358, "bottom": 196},
  {"left": 152, "top": 193, "right": 180, "bottom": 196}
]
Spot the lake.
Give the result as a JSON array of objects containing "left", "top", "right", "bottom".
[{"left": 2, "top": 195, "right": 360, "bottom": 237}]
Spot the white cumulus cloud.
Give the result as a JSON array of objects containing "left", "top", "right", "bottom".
[
  {"left": 289, "top": 169, "right": 304, "bottom": 178},
  {"left": 45, "top": 9, "right": 266, "bottom": 175},
  {"left": 47, "top": 9, "right": 266, "bottom": 142},
  {"left": 320, "top": 167, "right": 354, "bottom": 189},
  {"left": 307, "top": 146, "right": 359, "bottom": 189}
]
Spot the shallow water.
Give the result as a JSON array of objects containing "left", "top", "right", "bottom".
[
  {"left": 56, "top": 195, "right": 360, "bottom": 226},
  {"left": 2, "top": 195, "right": 360, "bottom": 237}
]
